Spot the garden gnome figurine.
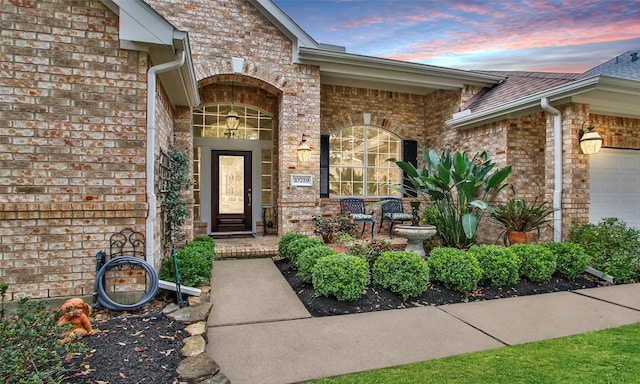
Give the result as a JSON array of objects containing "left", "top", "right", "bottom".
[{"left": 57, "top": 298, "right": 97, "bottom": 343}]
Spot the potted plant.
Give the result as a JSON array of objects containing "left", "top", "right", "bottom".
[
  {"left": 490, "top": 194, "right": 555, "bottom": 245},
  {"left": 312, "top": 214, "right": 357, "bottom": 243}
]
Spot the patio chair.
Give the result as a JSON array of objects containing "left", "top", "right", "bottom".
[
  {"left": 340, "top": 198, "right": 375, "bottom": 238},
  {"left": 379, "top": 197, "right": 413, "bottom": 238}
]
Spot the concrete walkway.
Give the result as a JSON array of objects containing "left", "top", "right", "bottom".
[{"left": 207, "top": 258, "right": 640, "bottom": 384}]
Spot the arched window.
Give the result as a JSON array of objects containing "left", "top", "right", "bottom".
[
  {"left": 329, "top": 126, "right": 401, "bottom": 197},
  {"left": 193, "top": 103, "right": 273, "bottom": 140}
]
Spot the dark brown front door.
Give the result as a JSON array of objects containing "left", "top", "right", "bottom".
[{"left": 211, "top": 150, "right": 252, "bottom": 233}]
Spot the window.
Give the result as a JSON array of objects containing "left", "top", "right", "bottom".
[
  {"left": 193, "top": 104, "right": 273, "bottom": 140},
  {"left": 329, "top": 126, "right": 401, "bottom": 197}
]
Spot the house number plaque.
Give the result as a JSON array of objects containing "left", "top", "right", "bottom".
[{"left": 291, "top": 174, "right": 313, "bottom": 186}]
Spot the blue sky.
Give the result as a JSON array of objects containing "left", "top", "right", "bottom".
[{"left": 273, "top": 0, "right": 640, "bottom": 72}]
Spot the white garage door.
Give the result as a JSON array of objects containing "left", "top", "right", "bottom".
[{"left": 589, "top": 148, "right": 640, "bottom": 229}]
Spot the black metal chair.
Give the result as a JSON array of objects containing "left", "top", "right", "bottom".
[
  {"left": 340, "top": 198, "right": 375, "bottom": 238},
  {"left": 379, "top": 197, "right": 413, "bottom": 238}
]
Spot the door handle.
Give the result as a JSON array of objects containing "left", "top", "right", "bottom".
[{"left": 248, "top": 188, "right": 252, "bottom": 207}]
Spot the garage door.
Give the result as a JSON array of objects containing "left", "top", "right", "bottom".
[{"left": 589, "top": 148, "right": 640, "bottom": 229}]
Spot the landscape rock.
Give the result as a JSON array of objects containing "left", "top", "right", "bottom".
[
  {"left": 188, "top": 295, "right": 203, "bottom": 306},
  {"left": 181, "top": 335, "right": 206, "bottom": 357},
  {"left": 185, "top": 321, "right": 207, "bottom": 336},
  {"left": 168, "top": 302, "right": 213, "bottom": 324},
  {"left": 163, "top": 303, "right": 180, "bottom": 315},
  {"left": 197, "top": 372, "right": 231, "bottom": 384},
  {"left": 177, "top": 353, "right": 220, "bottom": 381}
]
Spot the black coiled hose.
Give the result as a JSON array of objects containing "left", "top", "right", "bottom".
[{"left": 94, "top": 256, "right": 159, "bottom": 311}]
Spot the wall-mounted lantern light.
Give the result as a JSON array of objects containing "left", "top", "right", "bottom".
[
  {"left": 224, "top": 82, "right": 240, "bottom": 138},
  {"left": 579, "top": 121, "right": 602, "bottom": 154},
  {"left": 297, "top": 134, "right": 311, "bottom": 162}
]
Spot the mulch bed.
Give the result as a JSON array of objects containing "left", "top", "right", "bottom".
[
  {"left": 61, "top": 300, "right": 186, "bottom": 384},
  {"left": 274, "top": 258, "right": 605, "bottom": 317},
  {"left": 58, "top": 258, "right": 605, "bottom": 382}
]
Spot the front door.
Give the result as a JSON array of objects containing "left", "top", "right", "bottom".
[{"left": 211, "top": 150, "right": 252, "bottom": 233}]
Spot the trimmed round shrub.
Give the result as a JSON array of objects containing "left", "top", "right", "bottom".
[
  {"left": 286, "top": 237, "right": 325, "bottom": 265},
  {"left": 544, "top": 241, "right": 589, "bottom": 279},
  {"left": 296, "top": 245, "right": 337, "bottom": 283},
  {"left": 372, "top": 251, "right": 429, "bottom": 300},
  {"left": 427, "top": 247, "right": 482, "bottom": 292},
  {"left": 278, "top": 232, "right": 308, "bottom": 259},
  {"left": 510, "top": 243, "right": 557, "bottom": 282},
  {"left": 312, "top": 254, "right": 370, "bottom": 301},
  {"left": 159, "top": 241, "right": 215, "bottom": 287},
  {"left": 469, "top": 245, "right": 520, "bottom": 287}
]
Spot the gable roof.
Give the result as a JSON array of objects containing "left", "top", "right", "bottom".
[
  {"left": 448, "top": 50, "right": 640, "bottom": 128},
  {"left": 463, "top": 71, "right": 583, "bottom": 113},
  {"left": 584, "top": 50, "right": 640, "bottom": 80},
  {"left": 248, "top": 0, "right": 505, "bottom": 94}
]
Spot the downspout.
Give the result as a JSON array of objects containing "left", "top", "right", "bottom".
[
  {"left": 540, "top": 97, "right": 562, "bottom": 242},
  {"left": 146, "top": 50, "right": 186, "bottom": 268}
]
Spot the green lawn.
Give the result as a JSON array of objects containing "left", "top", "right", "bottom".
[{"left": 308, "top": 322, "right": 640, "bottom": 384}]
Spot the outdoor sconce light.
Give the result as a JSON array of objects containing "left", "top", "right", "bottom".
[
  {"left": 578, "top": 121, "right": 602, "bottom": 154},
  {"left": 297, "top": 134, "right": 311, "bottom": 162}
]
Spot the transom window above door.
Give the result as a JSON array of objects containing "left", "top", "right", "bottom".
[
  {"left": 329, "top": 125, "right": 401, "bottom": 197},
  {"left": 193, "top": 104, "right": 273, "bottom": 140}
]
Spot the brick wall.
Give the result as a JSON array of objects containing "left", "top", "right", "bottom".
[
  {"left": 148, "top": 0, "right": 322, "bottom": 235},
  {"left": 593, "top": 114, "right": 640, "bottom": 149},
  {"left": 0, "top": 0, "right": 180, "bottom": 299}
]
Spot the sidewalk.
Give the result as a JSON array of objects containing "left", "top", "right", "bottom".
[{"left": 207, "top": 258, "right": 640, "bottom": 384}]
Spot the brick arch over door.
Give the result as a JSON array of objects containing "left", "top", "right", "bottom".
[
  {"left": 196, "top": 60, "right": 291, "bottom": 95},
  {"left": 198, "top": 75, "right": 281, "bottom": 118}
]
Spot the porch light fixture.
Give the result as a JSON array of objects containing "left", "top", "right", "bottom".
[
  {"left": 225, "top": 108, "right": 240, "bottom": 130},
  {"left": 578, "top": 121, "right": 602, "bottom": 154},
  {"left": 224, "top": 82, "right": 240, "bottom": 137},
  {"left": 297, "top": 134, "right": 311, "bottom": 162}
]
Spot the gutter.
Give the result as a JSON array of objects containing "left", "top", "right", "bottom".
[
  {"left": 297, "top": 46, "right": 505, "bottom": 86},
  {"left": 145, "top": 50, "right": 186, "bottom": 267},
  {"left": 540, "top": 97, "right": 562, "bottom": 242}
]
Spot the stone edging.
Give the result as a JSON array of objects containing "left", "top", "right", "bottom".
[{"left": 163, "top": 300, "right": 230, "bottom": 384}]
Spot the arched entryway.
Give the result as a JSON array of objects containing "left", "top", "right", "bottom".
[{"left": 193, "top": 77, "right": 281, "bottom": 236}]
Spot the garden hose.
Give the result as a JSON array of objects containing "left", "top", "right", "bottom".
[{"left": 94, "top": 256, "right": 159, "bottom": 311}]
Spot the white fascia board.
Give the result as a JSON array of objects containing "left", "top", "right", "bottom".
[
  {"left": 248, "top": 0, "right": 324, "bottom": 54},
  {"left": 298, "top": 47, "right": 505, "bottom": 89},
  {"left": 172, "top": 31, "right": 201, "bottom": 107},
  {"left": 447, "top": 75, "right": 640, "bottom": 129},
  {"left": 101, "top": 0, "right": 199, "bottom": 108},
  {"left": 111, "top": 0, "right": 174, "bottom": 46}
]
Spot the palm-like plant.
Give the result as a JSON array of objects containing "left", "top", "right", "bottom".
[
  {"left": 490, "top": 195, "right": 555, "bottom": 242},
  {"left": 390, "top": 147, "right": 512, "bottom": 249}
]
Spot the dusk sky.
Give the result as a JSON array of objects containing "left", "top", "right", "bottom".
[{"left": 272, "top": 0, "right": 640, "bottom": 73}]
